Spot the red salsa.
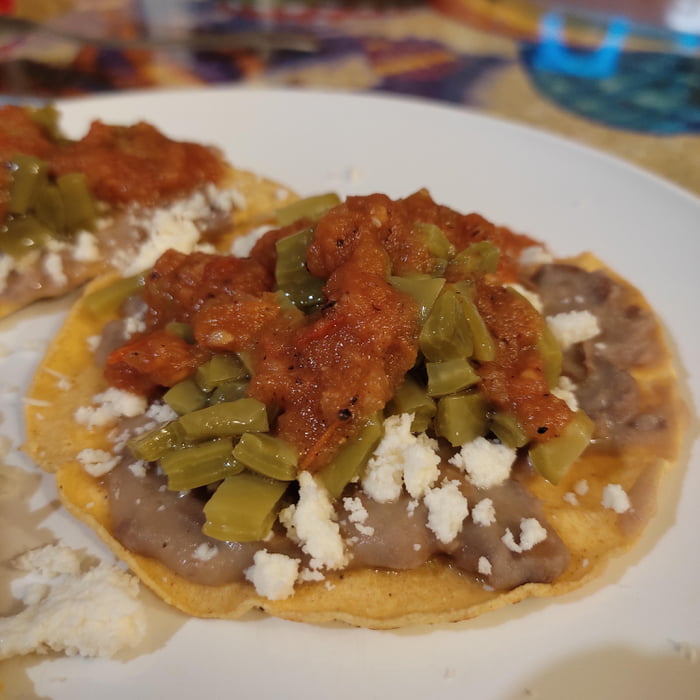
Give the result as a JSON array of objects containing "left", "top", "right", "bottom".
[
  {"left": 50, "top": 121, "right": 225, "bottom": 208},
  {"left": 104, "top": 191, "right": 573, "bottom": 471},
  {"left": 0, "top": 105, "right": 227, "bottom": 221}
]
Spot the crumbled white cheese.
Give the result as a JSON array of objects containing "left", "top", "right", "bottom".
[
  {"left": 520, "top": 245, "right": 553, "bottom": 267},
  {"left": 563, "top": 492, "right": 579, "bottom": 506},
  {"left": 281, "top": 472, "right": 348, "bottom": 571},
  {"left": 120, "top": 215, "right": 196, "bottom": 274},
  {"left": 546, "top": 310, "right": 601, "bottom": 350},
  {"left": 574, "top": 479, "right": 589, "bottom": 496},
  {"left": 244, "top": 549, "right": 299, "bottom": 600},
  {"left": 403, "top": 434, "right": 441, "bottom": 499},
  {"left": 297, "top": 567, "right": 325, "bottom": 583},
  {"left": 343, "top": 496, "right": 368, "bottom": 523},
  {"left": 193, "top": 543, "right": 219, "bottom": 562},
  {"left": 362, "top": 448, "right": 402, "bottom": 503},
  {"left": 109, "top": 427, "right": 133, "bottom": 455},
  {"left": 471, "top": 498, "right": 496, "bottom": 527},
  {"left": 343, "top": 496, "right": 375, "bottom": 536},
  {"left": 72, "top": 231, "right": 100, "bottom": 262},
  {"left": 354, "top": 523, "right": 375, "bottom": 536},
  {"left": 362, "top": 413, "right": 439, "bottom": 502},
  {"left": 552, "top": 375, "right": 579, "bottom": 412},
  {"left": 502, "top": 518, "right": 548, "bottom": 553},
  {"left": 601, "top": 483, "right": 631, "bottom": 513},
  {"left": 424, "top": 480, "right": 469, "bottom": 544},
  {"left": 519, "top": 519, "right": 548, "bottom": 550},
  {"left": 507, "top": 282, "right": 543, "bottom": 313},
  {"left": 13, "top": 545, "right": 81, "bottom": 578},
  {"left": 449, "top": 437, "right": 516, "bottom": 490},
  {"left": 221, "top": 184, "right": 247, "bottom": 211},
  {"left": 477, "top": 556, "right": 492, "bottom": 576},
  {"left": 86, "top": 335, "right": 101, "bottom": 353},
  {"left": 127, "top": 460, "right": 147, "bottom": 478},
  {"left": 145, "top": 401, "right": 178, "bottom": 424},
  {"left": 43, "top": 252, "right": 68, "bottom": 287},
  {"left": 230, "top": 224, "right": 274, "bottom": 257},
  {"left": 124, "top": 311, "right": 147, "bottom": 337},
  {"left": 76, "top": 449, "right": 120, "bottom": 477},
  {"left": 0, "top": 544, "right": 145, "bottom": 660},
  {"left": 116, "top": 187, "right": 239, "bottom": 276},
  {"left": 74, "top": 387, "right": 147, "bottom": 429}
]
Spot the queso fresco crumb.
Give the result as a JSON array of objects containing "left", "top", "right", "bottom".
[{"left": 0, "top": 544, "right": 145, "bottom": 659}]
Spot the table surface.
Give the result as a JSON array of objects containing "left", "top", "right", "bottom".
[
  {"left": 0, "top": 0, "right": 698, "bottom": 196},
  {"left": 0, "top": 3, "right": 699, "bottom": 699}
]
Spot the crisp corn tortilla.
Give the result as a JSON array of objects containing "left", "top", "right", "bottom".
[
  {"left": 0, "top": 166, "right": 297, "bottom": 320},
  {"left": 23, "top": 253, "right": 686, "bottom": 629},
  {"left": 214, "top": 167, "right": 298, "bottom": 239}
]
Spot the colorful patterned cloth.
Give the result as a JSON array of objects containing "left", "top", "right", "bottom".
[{"left": 0, "top": 1, "right": 697, "bottom": 193}]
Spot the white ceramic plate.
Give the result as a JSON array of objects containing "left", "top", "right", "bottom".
[{"left": 1, "top": 87, "right": 699, "bottom": 700}]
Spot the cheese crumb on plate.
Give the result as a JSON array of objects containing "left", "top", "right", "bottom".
[{"left": 0, "top": 544, "right": 145, "bottom": 660}]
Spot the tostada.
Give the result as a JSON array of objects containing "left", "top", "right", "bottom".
[
  {"left": 24, "top": 190, "right": 685, "bottom": 628},
  {"left": 0, "top": 104, "right": 295, "bottom": 318}
]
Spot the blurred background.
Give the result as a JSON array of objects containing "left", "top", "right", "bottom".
[{"left": 0, "top": 0, "right": 697, "bottom": 193}]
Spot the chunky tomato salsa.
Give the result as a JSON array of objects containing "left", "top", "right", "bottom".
[{"left": 105, "top": 191, "right": 572, "bottom": 474}]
